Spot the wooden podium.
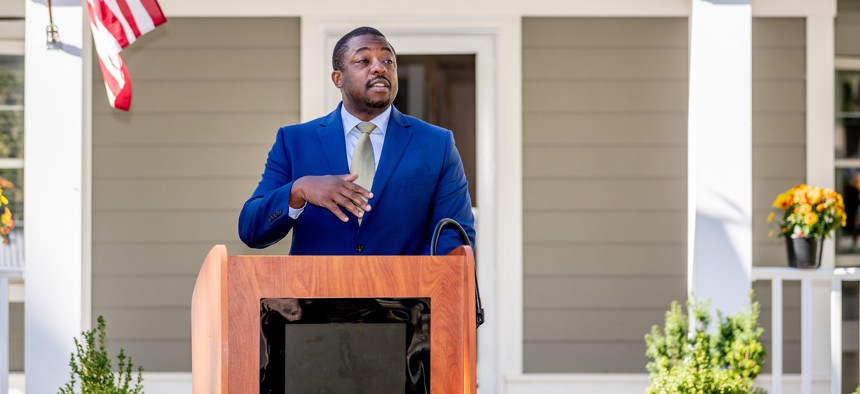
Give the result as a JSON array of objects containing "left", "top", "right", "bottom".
[{"left": 191, "top": 245, "right": 477, "bottom": 393}]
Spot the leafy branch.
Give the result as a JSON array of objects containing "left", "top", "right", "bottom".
[{"left": 58, "top": 316, "right": 143, "bottom": 394}]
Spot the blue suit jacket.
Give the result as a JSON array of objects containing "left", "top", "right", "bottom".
[{"left": 238, "top": 104, "right": 475, "bottom": 256}]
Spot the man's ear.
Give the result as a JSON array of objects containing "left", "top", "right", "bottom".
[{"left": 331, "top": 70, "right": 342, "bottom": 89}]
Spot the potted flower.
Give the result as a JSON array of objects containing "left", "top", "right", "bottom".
[
  {"left": 0, "top": 177, "right": 15, "bottom": 244},
  {"left": 768, "top": 184, "right": 846, "bottom": 268}
]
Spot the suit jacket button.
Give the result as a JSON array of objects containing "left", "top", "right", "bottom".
[{"left": 355, "top": 244, "right": 363, "bottom": 253}]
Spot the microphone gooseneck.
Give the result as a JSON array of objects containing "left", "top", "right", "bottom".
[{"left": 430, "top": 218, "right": 485, "bottom": 328}]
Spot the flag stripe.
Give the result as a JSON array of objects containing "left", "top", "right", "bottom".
[
  {"left": 138, "top": 0, "right": 166, "bottom": 27},
  {"left": 87, "top": 0, "right": 164, "bottom": 111},
  {"left": 90, "top": 0, "right": 130, "bottom": 111},
  {"left": 95, "top": 0, "right": 130, "bottom": 48},
  {"left": 113, "top": 0, "right": 142, "bottom": 38},
  {"left": 102, "top": 0, "right": 138, "bottom": 44},
  {"left": 88, "top": 2, "right": 124, "bottom": 79},
  {"left": 114, "top": 62, "right": 133, "bottom": 111},
  {"left": 97, "top": 57, "right": 122, "bottom": 98},
  {"left": 125, "top": 0, "right": 155, "bottom": 34}
]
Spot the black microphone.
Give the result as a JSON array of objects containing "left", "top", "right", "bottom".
[{"left": 430, "top": 218, "right": 485, "bottom": 328}]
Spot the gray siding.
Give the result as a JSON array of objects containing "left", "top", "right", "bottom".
[
  {"left": 751, "top": 17, "right": 806, "bottom": 375},
  {"left": 0, "top": 0, "right": 23, "bottom": 18},
  {"left": 522, "top": 17, "right": 689, "bottom": 373},
  {"left": 0, "top": 20, "right": 23, "bottom": 46},
  {"left": 837, "top": 0, "right": 860, "bottom": 57},
  {"left": 92, "top": 18, "right": 299, "bottom": 371},
  {"left": 9, "top": 302, "right": 22, "bottom": 371}
]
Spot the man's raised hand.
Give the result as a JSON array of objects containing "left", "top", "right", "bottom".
[{"left": 290, "top": 174, "right": 373, "bottom": 222}]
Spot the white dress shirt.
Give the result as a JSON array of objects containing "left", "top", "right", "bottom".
[{"left": 288, "top": 105, "right": 392, "bottom": 219}]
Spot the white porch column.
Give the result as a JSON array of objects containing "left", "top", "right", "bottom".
[
  {"left": 687, "top": 0, "right": 752, "bottom": 315},
  {"left": 807, "top": 10, "right": 837, "bottom": 394},
  {"left": 24, "top": 1, "right": 85, "bottom": 392}
]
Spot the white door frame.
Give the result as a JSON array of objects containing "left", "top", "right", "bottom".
[{"left": 301, "top": 16, "right": 523, "bottom": 394}]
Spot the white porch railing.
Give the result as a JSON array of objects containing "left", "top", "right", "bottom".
[
  {"left": 0, "top": 226, "right": 23, "bottom": 394},
  {"left": 752, "top": 267, "right": 860, "bottom": 394}
]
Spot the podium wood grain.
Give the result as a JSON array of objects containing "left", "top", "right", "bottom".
[{"left": 191, "top": 245, "right": 477, "bottom": 394}]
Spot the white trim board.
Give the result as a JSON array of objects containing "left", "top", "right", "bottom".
[
  {"left": 16, "top": 372, "right": 829, "bottom": 394},
  {"left": 157, "top": 0, "right": 831, "bottom": 17},
  {"left": 301, "top": 16, "right": 522, "bottom": 393},
  {"left": 504, "top": 373, "right": 833, "bottom": 394},
  {"left": 6, "top": 372, "right": 193, "bottom": 394},
  {"left": 836, "top": 57, "right": 860, "bottom": 71}
]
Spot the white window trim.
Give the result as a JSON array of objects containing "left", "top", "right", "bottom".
[
  {"left": 0, "top": 20, "right": 26, "bottom": 172},
  {"left": 301, "top": 16, "right": 521, "bottom": 393},
  {"left": 833, "top": 56, "right": 860, "bottom": 267}
]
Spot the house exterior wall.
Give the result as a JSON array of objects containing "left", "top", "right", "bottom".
[
  {"left": 91, "top": 17, "right": 299, "bottom": 371},
  {"left": 0, "top": 0, "right": 23, "bottom": 18},
  {"left": 837, "top": 0, "right": 860, "bottom": 57},
  {"left": 750, "top": 17, "right": 807, "bottom": 375},
  {"left": 13, "top": 0, "right": 836, "bottom": 390},
  {"left": 521, "top": 17, "right": 689, "bottom": 373},
  {"left": 9, "top": 302, "right": 21, "bottom": 372}
]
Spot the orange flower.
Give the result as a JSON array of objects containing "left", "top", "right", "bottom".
[
  {"left": 803, "top": 212, "right": 819, "bottom": 226},
  {"left": 773, "top": 193, "right": 790, "bottom": 209},
  {"left": 792, "top": 189, "right": 808, "bottom": 205},
  {"left": 794, "top": 204, "right": 812, "bottom": 214},
  {"left": 807, "top": 187, "right": 823, "bottom": 204},
  {"left": 2, "top": 208, "right": 12, "bottom": 227},
  {"left": 816, "top": 203, "right": 827, "bottom": 212}
]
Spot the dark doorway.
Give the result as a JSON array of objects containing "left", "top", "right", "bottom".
[{"left": 393, "top": 55, "right": 477, "bottom": 205}]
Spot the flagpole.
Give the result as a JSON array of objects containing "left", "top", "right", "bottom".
[{"left": 46, "top": 0, "right": 61, "bottom": 49}]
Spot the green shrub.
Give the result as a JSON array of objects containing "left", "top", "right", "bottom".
[
  {"left": 58, "top": 316, "right": 143, "bottom": 394},
  {"left": 645, "top": 298, "right": 766, "bottom": 394}
]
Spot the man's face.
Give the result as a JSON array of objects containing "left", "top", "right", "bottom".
[{"left": 333, "top": 35, "right": 398, "bottom": 114}]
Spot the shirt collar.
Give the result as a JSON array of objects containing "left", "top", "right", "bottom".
[{"left": 341, "top": 104, "right": 391, "bottom": 137}]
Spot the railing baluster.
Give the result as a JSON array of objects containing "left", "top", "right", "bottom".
[
  {"left": 831, "top": 279, "right": 842, "bottom": 394},
  {"left": 0, "top": 276, "right": 8, "bottom": 394},
  {"left": 772, "top": 278, "right": 783, "bottom": 394},
  {"left": 802, "top": 278, "right": 812, "bottom": 394},
  {"left": 752, "top": 269, "right": 860, "bottom": 393}
]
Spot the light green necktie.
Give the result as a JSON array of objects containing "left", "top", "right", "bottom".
[{"left": 350, "top": 122, "right": 376, "bottom": 217}]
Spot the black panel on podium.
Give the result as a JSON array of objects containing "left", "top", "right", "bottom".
[{"left": 260, "top": 298, "right": 431, "bottom": 394}]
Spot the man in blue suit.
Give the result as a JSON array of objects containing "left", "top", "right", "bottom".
[{"left": 238, "top": 27, "right": 475, "bottom": 256}]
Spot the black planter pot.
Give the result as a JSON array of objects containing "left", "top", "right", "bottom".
[{"left": 786, "top": 237, "right": 824, "bottom": 269}]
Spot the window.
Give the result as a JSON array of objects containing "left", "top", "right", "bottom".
[
  {"left": 0, "top": 53, "right": 24, "bottom": 223},
  {"left": 835, "top": 59, "right": 860, "bottom": 264}
]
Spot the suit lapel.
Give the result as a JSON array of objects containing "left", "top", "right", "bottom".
[
  {"left": 316, "top": 104, "right": 350, "bottom": 174},
  {"left": 369, "top": 106, "right": 413, "bottom": 204},
  {"left": 317, "top": 104, "right": 412, "bottom": 229}
]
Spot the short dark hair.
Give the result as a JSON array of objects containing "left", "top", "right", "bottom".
[{"left": 332, "top": 26, "right": 393, "bottom": 71}]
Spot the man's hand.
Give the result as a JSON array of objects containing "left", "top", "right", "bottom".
[{"left": 290, "top": 174, "right": 373, "bottom": 222}]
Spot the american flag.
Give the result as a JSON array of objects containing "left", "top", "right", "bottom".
[{"left": 86, "top": 0, "right": 166, "bottom": 111}]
